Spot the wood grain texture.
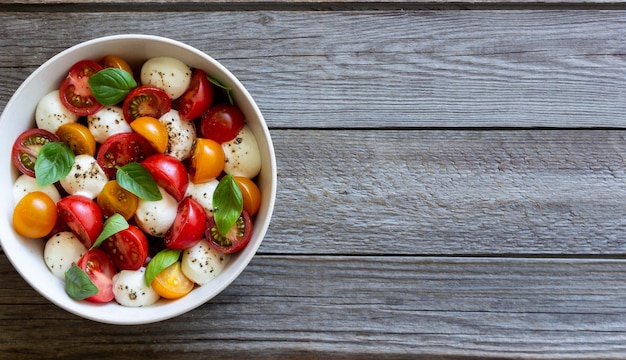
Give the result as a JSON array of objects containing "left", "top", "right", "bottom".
[
  {"left": 2, "top": 11, "right": 626, "bottom": 128},
  {"left": 2, "top": 254, "right": 626, "bottom": 359}
]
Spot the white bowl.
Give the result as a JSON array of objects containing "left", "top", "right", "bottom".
[{"left": 0, "top": 35, "right": 276, "bottom": 324}]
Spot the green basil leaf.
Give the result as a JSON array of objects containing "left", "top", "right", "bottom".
[
  {"left": 35, "top": 142, "right": 75, "bottom": 187},
  {"left": 145, "top": 249, "right": 181, "bottom": 286},
  {"left": 91, "top": 213, "right": 129, "bottom": 250},
  {"left": 212, "top": 174, "right": 243, "bottom": 236},
  {"left": 65, "top": 264, "right": 98, "bottom": 300},
  {"left": 116, "top": 162, "right": 162, "bottom": 201},
  {"left": 88, "top": 68, "right": 137, "bottom": 106},
  {"left": 206, "top": 75, "right": 234, "bottom": 105}
]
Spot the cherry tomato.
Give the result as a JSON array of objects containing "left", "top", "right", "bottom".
[
  {"left": 102, "top": 224, "right": 149, "bottom": 271},
  {"left": 206, "top": 209, "right": 252, "bottom": 254},
  {"left": 55, "top": 123, "right": 96, "bottom": 156},
  {"left": 76, "top": 249, "right": 116, "bottom": 303},
  {"left": 151, "top": 262, "right": 194, "bottom": 299},
  {"left": 164, "top": 197, "right": 207, "bottom": 250},
  {"left": 12, "top": 191, "right": 58, "bottom": 239},
  {"left": 188, "top": 138, "right": 224, "bottom": 184},
  {"left": 11, "top": 128, "right": 60, "bottom": 177},
  {"left": 130, "top": 116, "right": 169, "bottom": 153},
  {"left": 59, "top": 60, "right": 104, "bottom": 116},
  {"left": 199, "top": 103, "right": 245, "bottom": 143},
  {"left": 141, "top": 154, "right": 189, "bottom": 202},
  {"left": 234, "top": 176, "right": 261, "bottom": 216},
  {"left": 122, "top": 86, "right": 171, "bottom": 123},
  {"left": 100, "top": 54, "right": 133, "bottom": 76},
  {"left": 96, "top": 132, "right": 155, "bottom": 178},
  {"left": 177, "top": 69, "right": 213, "bottom": 121},
  {"left": 57, "top": 195, "right": 103, "bottom": 248},
  {"left": 96, "top": 180, "right": 139, "bottom": 220}
]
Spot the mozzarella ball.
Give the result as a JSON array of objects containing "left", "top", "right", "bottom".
[
  {"left": 112, "top": 268, "right": 160, "bottom": 307},
  {"left": 13, "top": 174, "right": 61, "bottom": 205},
  {"left": 140, "top": 57, "right": 192, "bottom": 100},
  {"left": 87, "top": 105, "right": 132, "bottom": 143},
  {"left": 44, "top": 232, "right": 87, "bottom": 280},
  {"left": 35, "top": 90, "right": 79, "bottom": 133},
  {"left": 60, "top": 154, "right": 108, "bottom": 199},
  {"left": 134, "top": 186, "right": 178, "bottom": 237},
  {"left": 159, "top": 109, "right": 196, "bottom": 161},
  {"left": 222, "top": 125, "right": 262, "bottom": 178},
  {"left": 184, "top": 178, "right": 219, "bottom": 216},
  {"left": 181, "top": 239, "right": 230, "bottom": 285}
]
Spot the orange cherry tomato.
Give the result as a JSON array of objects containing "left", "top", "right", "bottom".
[
  {"left": 12, "top": 191, "right": 58, "bottom": 238},
  {"left": 96, "top": 180, "right": 139, "bottom": 220},
  {"left": 151, "top": 262, "right": 194, "bottom": 299},
  {"left": 55, "top": 123, "right": 97, "bottom": 156},
  {"left": 130, "top": 116, "right": 169, "bottom": 153},
  {"left": 189, "top": 138, "right": 225, "bottom": 184},
  {"left": 100, "top": 54, "right": 133, "bottom": 76},
  {"left": 234, "top": 176, "right": 261, "bottom": 216}
]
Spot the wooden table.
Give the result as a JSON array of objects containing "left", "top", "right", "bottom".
[{"left": 3, "top": 1, "right": 626, "bottom": 358}]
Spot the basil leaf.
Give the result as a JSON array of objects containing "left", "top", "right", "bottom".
[
  {"left": 88, "top": 68, "right": 137, "bottom": 106},
  {"left": 116, "top": 162, "right": 162, "bottom": 201},
  {"left": 35, "top": 142, "right": 75, "bottom": 186},
  {"left": 91, "top": 213, "right": 129, "bottom": 250},
  {"left": 145, "top": 249, "right": 181, "bottom": 286},
  {"left": 65, "top": 264, "right": 98, "bottom": 300},
  {"left": 207, "top": 75, "right": 233, "bottom": 105},
  {"left": 212, "top": 174, "right": 243, "bottom": 236}
]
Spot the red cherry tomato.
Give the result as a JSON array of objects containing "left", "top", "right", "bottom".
[
  {"left": 177, "top": 69, "right": 214, "bottom": 121},
  {"left": 141, "top": 153, "right": 189, "bottom": 202},
  {"left": 11, "top": 128, "right": 60, "bottom": 177},
  {"left": 76, "top": 249, "right": 116, "bottom": 303},
  {"left": 96, "top": 132, "right": 155, "bottom": 178},
  {"left": 199, "top": 103, "right": 245, "bottom": 143},
  {"left": 59, "top": 60, "right": 104, "bottom": 116},
  {"left": 122, "top": 86, "right": 171, "bottom": 123},
  {"left": 164, "top": 197, "right": 207, "bottom": 250},
  {"left": 102, "top": 224, "right": 149, "bottom": 271},
  {"left": 205, "top": 209, "right": 252, "bottom": 254},
  {"left": 57, "top": 195, "right": 103, "bottom": 249}
]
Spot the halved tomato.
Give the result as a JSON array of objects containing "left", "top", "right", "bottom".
[
  {"left": 102, "top": 224, "right": 149, "bottom": 271},
  {"left": 57, "top": 195, "right": 103, "bottom": 248},
  {"left": 141, "top": 153, "right": 189, "bottom": 202},
  {"left": 96, "top": 180, "right": 139, "bottom": 220},
  {"left": 11, "top": 128, "right": 60, "bottom": 177},
  {"left": 96, "top": 132, "right": 155, "bottom": 178},
  {"left": 122, "top": 86, "right": 171, "bottom": 123},
  {"left": 56, "top": 123, "right": 96, "bottom": 156},
  {"left": 59, "top": 60, "right": 104, "bottom": 116},
  {"left": 164, "top": 197, "right": 207, "bottom": 250},
  {"left": 189, "top": 138, "right": 224, "bottom": 184},
  {"left": 76, "top": 249, "right": 116, "bottom": 303},
  {"left": 205, "top": 209, "right": 252, "bottom": 254},
  {"left": 177, "top": 69, "right": 213, "bottom": 121},
  {"left": 130, "top": 116, "right": 169, "bottom": 153},
  {"left": 151, "top": 262, "right": 194, "bottom": 299}
]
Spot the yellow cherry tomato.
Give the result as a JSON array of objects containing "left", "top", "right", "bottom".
[
  {"left": 56, "top": 123, "right": 97, "bottom": 156},
  {"left": 130, "top": 116, "right": 169, "bottom": 153},
  {"left": 234, "top": 176, "right": 261, "bottom": 216},
  {"left": 100, "top": 54, "right": 133, "bottom": 76},
  {"left": 97, "top": 180, "right": 139, "bottom": 220},
  {"left": 189, "top": 138, "right": 225, "bottom": 184},
  {"left": 151, "top": 262, "right": 195, "bottom": 299},
  {"left": 12, "top": 191, "right": 58, "bottom": 238}
]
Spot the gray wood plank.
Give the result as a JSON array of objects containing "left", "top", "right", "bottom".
[
  {"left": 265, "top": 129, "right": 626, "bottom": 256},
  {"left": 2, "top": 11, "right": 626, "bottom": 128},
  {"left": 2, "top": 254, "right": 626, "bottom": 358}
]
